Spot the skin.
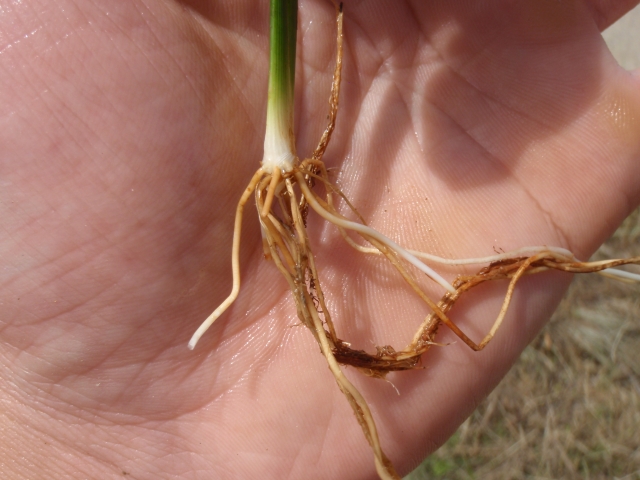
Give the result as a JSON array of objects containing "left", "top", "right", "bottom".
[{"left": 1, "top": 0, "right": 639, "bottom": 478}]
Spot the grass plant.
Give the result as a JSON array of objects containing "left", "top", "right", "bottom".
[{"left": 189, "top": 3, "right": 640, "bottom": 479}]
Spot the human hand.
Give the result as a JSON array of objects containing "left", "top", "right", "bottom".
[{"left": 1, "top": 1, "right": 639, "bottom": 478}]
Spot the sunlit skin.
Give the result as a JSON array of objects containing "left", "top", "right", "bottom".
[{"left": 1, "top": 1, "right": 639, "bottom": 479}]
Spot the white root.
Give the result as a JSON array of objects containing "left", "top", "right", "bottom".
[{"left": 294, "top": 171, "right": 457, "bottom": 293}]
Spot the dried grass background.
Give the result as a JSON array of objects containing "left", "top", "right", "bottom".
[{"left": 406, "top": 9, "right": 640, "bottom": 480}]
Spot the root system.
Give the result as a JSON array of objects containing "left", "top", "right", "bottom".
[{"left": 190, "top": 6, "right": 640, "bottom": 479}]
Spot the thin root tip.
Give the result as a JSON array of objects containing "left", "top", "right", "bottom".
[{"left": 187, "top": 337, "right": 199, "bottom": 350}]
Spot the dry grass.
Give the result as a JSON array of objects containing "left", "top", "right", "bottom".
[{"left": 407, "top": 207, "right": 640, "bottom": 480}]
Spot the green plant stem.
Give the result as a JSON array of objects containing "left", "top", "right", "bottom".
[{"left": 263, "top": 0, "right": 298, "bottom": 172}]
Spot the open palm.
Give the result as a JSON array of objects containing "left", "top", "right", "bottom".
[{"left": 1, "top": 0, "right": 639, "bottom": 478}]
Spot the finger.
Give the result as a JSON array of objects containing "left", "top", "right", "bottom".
[{"left": 586, "top": 0, "right": 640, "bottom": 30}]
